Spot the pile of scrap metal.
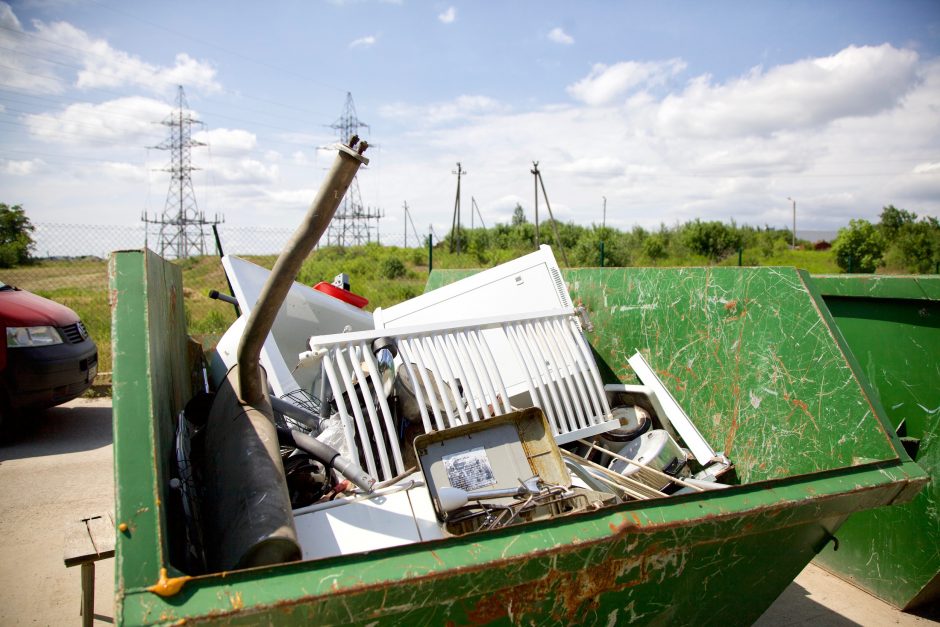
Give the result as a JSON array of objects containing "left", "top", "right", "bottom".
[{"left": 173, "top": 139, "right": 733, "bottom": 574}]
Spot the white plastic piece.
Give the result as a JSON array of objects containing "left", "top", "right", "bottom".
[
  {"left": 625, "top": 353, "right": 718, "bottom": 465},
  {"left": 293, "top": 483, "right": 443, "bottom": 561},
  {"left": 437, "top": 486, "right": 470, "bottom": 512},
  {"left": 214, "top": 255, "right": 373, "bottom": 400}
]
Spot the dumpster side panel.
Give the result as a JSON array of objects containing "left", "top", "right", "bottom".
[
  {"left": 811, "top": 276, "right": 940, "bottom": 609},
  {"left": 115, "top": 461, "right": 924, "bottom": 625},
  {"left": 110, "top": 250, "right": 193, "bottom": 598}
]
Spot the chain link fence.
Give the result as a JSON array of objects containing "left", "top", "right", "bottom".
[{"left": 3, "top": 223, "right": 421, "bottom": 374}]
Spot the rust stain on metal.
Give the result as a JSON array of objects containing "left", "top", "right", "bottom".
[
  {"left": 466, "top": 544, "right": 664, "bottom": 624},
  {"left": 656, "top": 369, "right": 686, "bottom": 392},
  {"left": 609, "top": 512, "right": 643, "bottom": 535},
  {"left": 783, "top": 393, "right": 819, "bottom": 431},
  {"left": 147, "top": 567, "right": 192, "bottom": 597}
]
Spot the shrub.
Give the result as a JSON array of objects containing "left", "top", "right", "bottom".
[{"left": 832, "top": 219, "right": 885, "bottom": 273}]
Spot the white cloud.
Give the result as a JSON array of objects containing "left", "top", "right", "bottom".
[
  {"left": 365, "top": 45, "right": 939, "bottom": 236},
  {"left": 0, "top": 3, "right": 219, "bottom": 96},
  {"left": 380, "top": 94, "right": 508, "bottom": 125},
  {"left": 548, "top": 27, "right": 574, "bottom": 45},
  {"left": 657, "top": 44, "right": 920, "bottom": 137},
  {"left": 99, "top": 161, "right": 146, "bottom": 182},
  {"left": 264, "top": 188, "right": 318, "bottom": 205},
  {"left": 913, "top": 162, "right": 940, "bottom": 174},
  {"left": 24, "top": 96, "right": 173, "bottom": 144},
  {"left": 438, "top": 6, "right": 456, "bottom": 24},
  {"left": 1, "top": 159, "right": 43, "bottom": 176},
  {"left": 567, "top": 59, "right": 687, "bottom": 105},
  {"left": 208, "top": 158, "right": 278, "bottom": 184},
  {"left": 194, "top": 128, "right": 257, "bottom": 155},
  {"left": 0, "top": 3, "right": 67, "bottom": 94},
  {"left": 349, "top": 35, "right": 376, "bottom": 49},
  {"left": 557, "top": 156, "right": 625, "bottom": 179}
]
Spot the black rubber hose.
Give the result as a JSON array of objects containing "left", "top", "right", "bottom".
[{"left": 276, "top": 425, "right": 375, "bottom": 493}]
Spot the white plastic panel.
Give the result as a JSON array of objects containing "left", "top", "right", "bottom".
[
  {"left": 625, "top": 353, "right": 719, "bottom": 465},
  {"left": 293, "top": 486, "right": 443, "bottom": 561},
  {"left": 217, "top": 255, "right": 373, "bottom": 399},
  {"left": 374, "top": 245, "right": 572, "bottom": 404}
]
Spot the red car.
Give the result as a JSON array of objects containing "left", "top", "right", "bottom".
[{"left": 0, "top": 281, "right": 98, "bottom": 426}]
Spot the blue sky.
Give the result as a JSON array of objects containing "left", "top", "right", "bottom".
[{"left": 1, "top": 0, "right": 939, "bottom": 244}]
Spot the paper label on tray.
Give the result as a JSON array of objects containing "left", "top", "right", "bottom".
[{"left": 442, "top": 447, "right": 497, "bottom": 491}]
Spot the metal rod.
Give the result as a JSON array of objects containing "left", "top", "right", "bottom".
[
  {"left": 576, "top": 439, "right": 705, "bottom": 492},
  {"left": 559, "top": 449, "right": 664, "bottom": 499}
]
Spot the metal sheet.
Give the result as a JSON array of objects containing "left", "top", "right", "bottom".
[{"left": 811, "top": 275, "right": 940, "bottom": 610}]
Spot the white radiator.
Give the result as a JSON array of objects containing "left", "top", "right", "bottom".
[{"left": 307, "top": 308, "right": 617, "bottom": 482}]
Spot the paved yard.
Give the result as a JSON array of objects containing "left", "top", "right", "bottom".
[{"left": 0, "top": 398, "right": 936, "bottom": 625}]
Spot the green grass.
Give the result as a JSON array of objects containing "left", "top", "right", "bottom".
[{"left": 3, "top": 244, "right": 842, "bottom": 374}]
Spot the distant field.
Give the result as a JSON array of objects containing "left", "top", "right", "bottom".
[{"left": 3, "top": 244, "right": 841, "bottom": 375}]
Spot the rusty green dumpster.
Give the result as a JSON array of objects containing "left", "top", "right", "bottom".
[
  {"left": 110, "top": 253, "right": 926, "bottom": 626},
  {"left": 809, "top": 274, "right": 939, "bottom": 610}
]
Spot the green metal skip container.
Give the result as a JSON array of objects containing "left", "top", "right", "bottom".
[
  {"left": 810, "top": 275, "right": 939, "bottom": 610},
  {"left": 109, "top": 251, "right": 927, "bottom": 625}
]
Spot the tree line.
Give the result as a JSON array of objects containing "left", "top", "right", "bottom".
[
  {"left": 3, "top": 201, "right": 937, "bottom": 274},
  {"left": 439, "top": 203, "right": 938, "bottom": 273},
  {"left": 442, "top": 203, "right": 804, "bottom": 268},
  {"left": 832, "top": 206, "right": 940, "bottom": 273}
]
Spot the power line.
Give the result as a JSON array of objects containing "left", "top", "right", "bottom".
[{"left": 88, "top": 0, "right": 347, "bottom": 95}]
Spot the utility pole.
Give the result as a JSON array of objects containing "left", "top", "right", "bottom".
[
  {"left": 531, "top": 162, "right": 540, "bottom": 246},
  {"left": 450, "top": 162, "right": 466, "bottom": 253},
  {"left": 141, "top": 85, "right": 222, "bottom": 259},
  {"left": 787, "top": 196, "right": 797, "bottom": 248},
  {"left": 530, "top": 162, "right": 570, "bottom": 267},
  {"left": 602, "top": 196, "right": 607, "bottom": 229}
]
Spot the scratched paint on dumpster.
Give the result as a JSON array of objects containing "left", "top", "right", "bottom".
[
  {"left": 430, "top": 266, "right": 899, "bottom": 483},
  {"left": 811, "top": 275, "right": 940, "bottom": 609},
  {"left": 113, "top": 257, "right": 926, "bottom": 626},
  {"left": 565, "top": 266, "right": 899, "bottom": 483}
]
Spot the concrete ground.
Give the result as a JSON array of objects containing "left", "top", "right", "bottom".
[{"left": 0, "top": 397, "right": 936, "bottom": 626}]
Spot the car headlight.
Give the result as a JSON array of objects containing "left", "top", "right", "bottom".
[{"left": 6, "top": 326, "right": 64, "bottom": 347}]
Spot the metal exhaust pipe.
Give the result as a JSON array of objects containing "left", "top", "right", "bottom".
[
  {"left": 203, "top": 139, "right": 368, "bottom": 571},
  {"left": 237, "top": 138, "right": 369, "bottom": 405}
]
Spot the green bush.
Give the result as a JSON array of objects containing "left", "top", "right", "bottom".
[
  {"left": 379, "top": 257, "right": 407, "bottom": 279},
  {"left": 680, "top": 220, "right": 742, "bottom": 262},
  {"left": 832, "top": 219, "right": 885, "bottom": 273}
]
